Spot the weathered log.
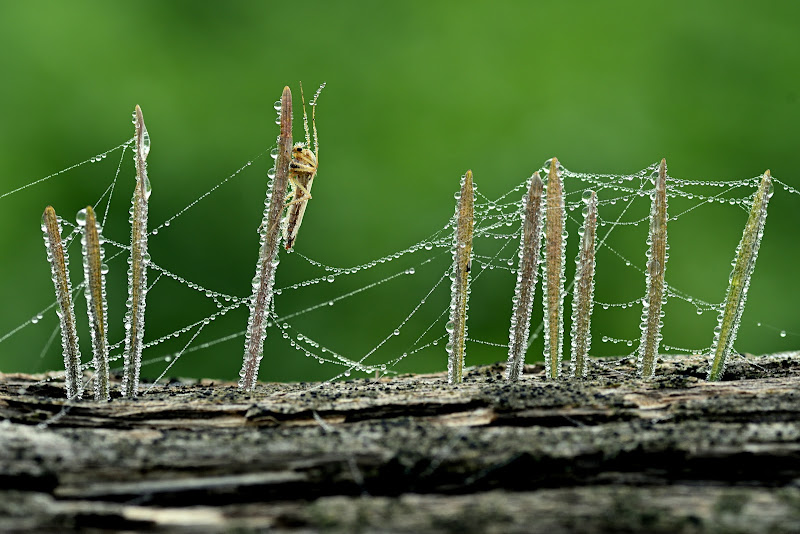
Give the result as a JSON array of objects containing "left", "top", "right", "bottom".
[{"left": 1, "top": 353, "right": 799, "bottom": 532}]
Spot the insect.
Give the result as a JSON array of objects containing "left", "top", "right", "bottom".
[{"left": 282, "top": 82, "right": 324, "bottom": 250}]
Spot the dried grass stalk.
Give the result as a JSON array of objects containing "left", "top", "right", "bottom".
[
  {"left": 506, "top": 172, "right": 544, "bottom": 381},
  {"left": 122, "top": 105, "right": 152, "bottom": 397},
  {"left": 447, "top": 170, "right": 474, "bottom": 385},
  {"left": 637, "top": 158, "right": 668, "bottom": 378},
  {"left": 542, "top": 158, "right": 566, "bottom": 380},
  {"left": 41, "top": 206, "right": 82, "bottom": 399},
  {"left": 79, "top": 206, "right": 110, "bottom": 400},
  {"left": 240, "top": 86, "right": 293, "bottom": 390},
  {"left": 569, "top": 190, "right": 598, "bottom": 378}
]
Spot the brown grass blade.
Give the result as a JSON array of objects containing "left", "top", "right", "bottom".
[
  {"left": 41, "top": 206, "right": 83, "bottom": 399},
  {"left": 240, "top": 86, "right": 293, "bottom": 391},
  {"left": 447, "top": 170, "right": 474, "bottom": 385},
  {"left": 506, "top": 172, "right": 544, "bottom": 381},
  {"left": 79, "top": 206, "right": 110, "bottom": 400},
  {"left": 543, "top": 157, "right": 566, "bottom": 380},
  {"left": 637, "top": 158, "right": 668, "bottom": 378},
  {"left": 569, "top": 190, "right": 598, "bottom": 378}
]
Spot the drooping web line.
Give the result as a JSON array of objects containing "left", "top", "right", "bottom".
[{"left": 2, "top": 144, "right": 797, "bottom": 395}]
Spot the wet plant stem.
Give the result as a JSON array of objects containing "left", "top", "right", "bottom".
[
  {"left": 637, "top": 158, "right": 668, "bottom": 378},
  {"left": 240, "top": 86, "right": 293, "bottom": 391},
  {"left": 570, "top": 190, "right": 597, "bottom": 378},
  {"left": 543, "top": 158, "right": 566, "bottom": 380},
  {"left": 41, "top": 206, "right": 82, "bottom": 399},
  {"left": 447, "top": 170, "right": 474, "bottom": 385},
  {"left": 79, "top": 206, "right": 110, "bottom": 400},
  {"left": 708, "top": 170, "right": 773, "bottom": 381},
  {"left": 123, "top": 105, "right": 151, "bottom": 397},
  {"left": 506, "top": 172, "right": 544, "bottom": 381}
]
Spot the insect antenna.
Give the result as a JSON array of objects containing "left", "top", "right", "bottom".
[
  {"left": 299, "top": 81, "right": 311, "bottom": 149},
  {"left": 310, "top": 82, "right": 325, "bottom": 156}
]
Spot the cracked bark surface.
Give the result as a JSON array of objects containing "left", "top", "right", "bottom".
[{"left": 1, "top": 352, "right": 799, "bottom": 532}]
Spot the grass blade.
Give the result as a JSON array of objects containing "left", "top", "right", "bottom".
[
  {"left": 78, "top": 206, "right": 110, "bottom": 400},
  {"left": 708, "top": 171, "right": 773, "bottom": 381},
  {"left": 447, "top": 170, "right": 474, "bottom": 385},
  {"left": 542, "top": 158, "right": 566, "bottom": 380},
  {"left": 41, "top": 206, "right": 82, "bottom": 399},
  {"left": 570, "top": 190, "right": 598, "bottom": 378},
  {"left": 240, "top": 86, "right": 293, "bottom": 391},
  {"left": 506, "top": 172, "right": 544, "bottom": 381},
  {"left": 122, "top": 105, "right": 152, "bottom": 397},
  {"left": 637, "top": 158, "right": 669, "bottom": 378}
]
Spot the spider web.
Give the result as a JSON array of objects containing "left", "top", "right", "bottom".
[{"left": 1, "top": 127, "right": 799, "bottom": 393}]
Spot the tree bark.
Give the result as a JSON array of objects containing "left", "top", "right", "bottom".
[{"left": 1, "top": 352, "right": 799, "bottom": 533}]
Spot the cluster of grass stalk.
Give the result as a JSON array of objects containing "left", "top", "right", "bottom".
[
  {"left": 41, "top": 86, "right": 774, "bottom": 398},
  {"left": 42, "top": 106, "right": 149, "bottom": 399},
  {"left": 448, "top": 158, "right": 773, "bottom": 384}
]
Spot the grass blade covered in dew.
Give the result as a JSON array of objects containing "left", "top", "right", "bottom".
[
  {"left": 78, "top": 206, "right": 110, "bottom": 400},
  {"left": 569, "top": 190, "right": 598, "bottom": 378},
  {"left": 240, "top": 86, "right": 293, "bottom": 391},
  {"left": 506, "top": 172, "right": 544, "bottom": 381},
  {"left": 41, "top": 206, "right": 82, "bottom": 399},
  {"left": 446, "top": 170, "right": 474, "bottom": 385},
  {"left": 122, "top": 105, "right": 152, "bottom": 397},
  {"left": 542, "top": 157, "right": 566, "bottom": 380},
  {"left": 637, "top": 158, "right": 669, "bottom": 378},
  {"left": 708, "top": 170, "right": 773, "bottom": 381}
]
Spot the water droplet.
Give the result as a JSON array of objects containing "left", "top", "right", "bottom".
[
  {"left": 76, "top": 209, "right": 87, "bottom": 226},
  {"left": 100, "top": 264, "right": 109, "bottom": 274},
  {"left": 273, "top": 100, "right": 282, "bottom": 111},
  {"left": 326, "top": 275, "right": 335, "bottom": 283},
  {"left": 268, "top": 167, "right": 276, "bottom": 179},
  {"left": 270, "top": 147, "right": 279, "bottom": 159},
  {"left": 780, "top": 330, "right": 787, "bottom": 338},
  {"left": 142, "top": 176, "right": 152, "bottom": 201}
]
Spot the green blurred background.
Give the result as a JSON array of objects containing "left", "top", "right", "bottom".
[{"left": 1, "top": 1, "right": 798, "bottom": 383}]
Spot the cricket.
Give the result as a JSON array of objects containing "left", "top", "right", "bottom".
[{"left": 281, "top": 82, "right": 324, "bottom": 250}]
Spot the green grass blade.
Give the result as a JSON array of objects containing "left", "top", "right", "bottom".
[{"left": 708, "top": 171, "right": 773, "bottom": 381}]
